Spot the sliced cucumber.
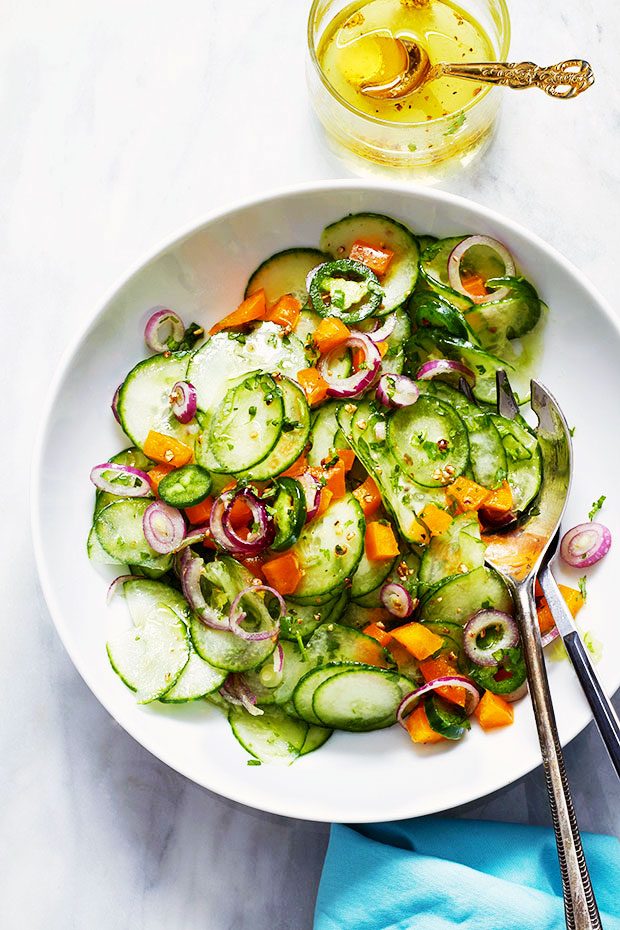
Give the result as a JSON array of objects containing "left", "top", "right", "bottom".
[
  {"left": 305, "top": 621, "right": 391, "bottom": 668},
  {"left": 293, "top": 664, "right": 347, "bottom": 725},
  {"left": 419, "top": 236, "right": 474, "bottom": 311},
  {"left": 490, "top": 414, "right": 542, "bottom": 512},
  {"left": 117, "top": 351, "right": 195, "bottom": 450},
  {"left": 107, "top": 584, "right": 191, "bottom": 704},
  {"left": 158, "top": 464, "right": 212, "bottom": 509},
  {"left": 420, "top": 331, "right": 512, "bottom": 405},
  {"left": 350, "top": 547, "right": 396, "bottom": 600},
  {"left": 424, "top": 693, "right": 469, "bottom": 740},
  {"left": 388, "top": 395, "right": 470, "bottom": 488},
  {"left": 307, "top": 400, "right": 350, "bottom": 467},
  {"left": 312, "top": 666, "right": 414, "bottom": 731},
  {"left": 353, "top": 551, "right": 419, "bottom": 608},
  {"left": 187, "top": 322, "right": 307, "bottom": 413},
  {"left": 290, "top": 494, "right": 365, "bottom": 599},
  {"left": 245, "top": 248, "right": 328, "bottom": 306},
  {"left": 420, "top": 566, "right": 513, "bottom": 624},
  {"left": 294, "top": 309, "right": 322, "bottom": 352},
  {"left": 379, "top": 307, "right": 411, "bottom": 374},
  {"left": 228, "top": 704, "right": 308, "bottom": 764},
  {"left": 320, "top": 213, "right": 419, "bottom": 314},
  {"left": 466, "top": 277, "right": 542, "bottom": 344},
  {"left": 300, "top": 725, "right": 333, "bottom": 755},
  {"left": 94, "top": 447, "right": 154, "bottom": 518},
  {"left": 281, "top": 595, "right": 341, "bottom": 641},
  {"left": 207, "top": 372, "right": 283, "bottom": 473},
  {"left": 418, "top": 381, "right": 507, "bottom": 488},
  {"left": 419, "top": 513, "right": 485, "bottom": 588},
  {"left": 160, "top": 650, "right": 227, "bottom": 702},
  {"left": 236, "top": 377, "right": 310, "bottom": 481},
  {"left": 94, "top": 500, "right": 173, "bottom": 572},
  {"left": 87, "top": 524, "right": 119, "bottom": 563},
  {"left": 339, "top": 601, "right": 380, "bottom": 630}
]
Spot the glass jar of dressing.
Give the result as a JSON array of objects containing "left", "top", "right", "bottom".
[{"left": 307, "top": 0, "right": 511, "bottom": 181}]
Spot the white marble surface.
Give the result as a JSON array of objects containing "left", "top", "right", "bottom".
[{"left": 2, "top": 1, "right": 620, "bottom": 927}]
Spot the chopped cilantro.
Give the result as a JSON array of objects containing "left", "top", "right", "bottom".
[
  {"left": 247, "top": 759, "right": 262, "bottom": 766},
  {"left": 331, "top": 289, "right": 346, "bottom": 310},
  {"left": 588, "top": 495, "right": 606, "bottom": 521},
  {"left": 578, "top": 576, "right": 587, "bottom": 601},
  {"left": 248, "top": 405, "right": 257, "bottom": 419}
]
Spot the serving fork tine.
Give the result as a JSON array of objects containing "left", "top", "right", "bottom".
[{"left": 484, "top": 373, "right": 601, "bottom": 930}]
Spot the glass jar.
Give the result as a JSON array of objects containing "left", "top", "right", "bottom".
[{"left": 307, "top": 0, "right": 511, "bottom": 182}]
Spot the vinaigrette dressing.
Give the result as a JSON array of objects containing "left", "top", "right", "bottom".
[{"left": 317, "top": 0, "right": 494, "bottom": 125}]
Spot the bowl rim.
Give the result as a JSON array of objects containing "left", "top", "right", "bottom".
[{"left": 31, "top": 178, "right": 620, "bottom": 822}]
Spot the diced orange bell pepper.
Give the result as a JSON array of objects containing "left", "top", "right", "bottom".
[
  {"left": 408, "top": 520, "right": 431, "bottom": 546},
  {"left": 460, "top": 272, "right": 489, "bottom": 299},
  {"left": 229, "top": 496, "right": 253, "bottom": 530},
  {"left": 446, "top": 476, "right": 491, "bottom": 512},
  {"left": 147, "top": 463, "right": 175, "bottom": 495},
  {"left": 349, "top": 239, "right": 395, "bottom": 276},
  {"left": 313, "top": 317, "right": 351, "bottom": 354},
  {"left": 353, "top": 476, "right": 382, "bottom": 518},
  {"left": 391, "top": 622, "right": 444, "bottom": 661},
  {"left": 209, "top": 290, "right": 266, "bottom": 335},
  {"left": 240, "top": 555, "right": 266, "bottom": 581},
  {"left": 419, "top": 655, "right": 467, "bottom": 708},
  {"left": 481, "top": 480, "right": 513, "bottom": 517},
  {"left": 315, "top": 486, "right": 333, "bottom": 518},
  {"left": 265, "top": 294, "right": 301, "bottom": 329},
  {"left": 185, "top": 496, "right": 214, "bottom": 525},
  {"left": 363, "top": 621, "right": 393, "bottom": 648},
  {"left": 281, "top": 452, "right": 308, "bottom": 478},
  {"left": 263, "top": 551, "right": 302, "bottom": 596},
  {"left": 323, "top": 458, "right": 346, "bottom": 500},
  {"left": 419, "top": 503, "right": 453, "bottom": 537},
  {"left": 337, "top": 448, "right": 356, "bottom": 472},
  {"left": 376, "top": 341, "right": 389, "bottom": 358},
  {"left": 474, "top": 691, "right": 514, "bottom": 730},
  {"left": 365, "top": 521, "right": 400, "bottom": 561},
  {"left": 351, "top": 340, "right": 388, "bottom": 370},
  {"left": 143, "top": 431, "right": 193, "bottom": 467},
  {"left": 537, "top": 583, "right": 585, "bottom": 636},
  {"left": 297, "top": 367, "right": 329, "bottom": 406},
  {"left": 406, "top": 703, "right": 445, "bottom": 744}
]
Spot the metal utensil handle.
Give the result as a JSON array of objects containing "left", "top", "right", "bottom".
[
  {"left": 538, "top": 568, "right": 620, "bottom": 779},
  {"left": 514, "top": 582, "right": 602, "bottom": 930},
  {"left": 439, "top": 60, "right": 594, "bottom": 98}
]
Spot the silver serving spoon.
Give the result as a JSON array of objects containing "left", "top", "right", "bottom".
[{"left": 361, "top": 38, "right": 594, "bottom": 100}]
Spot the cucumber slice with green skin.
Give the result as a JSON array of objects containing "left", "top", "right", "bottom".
[
  {"left": 189, "top": 611, "right": 276, "bottom": 673},
  {"left": 388, "top": 395, "right": 470, "bottom": 488},
  {"left": 228, "top": 704, "right": 309, "bottom": 765},
  {"left": 424, "top": 693, "right": 470, "bottom": 740},
  {"left": 293, "top": 663, "right": 351, "bottom": 725},
  {"left": 341, "top": 400, "right": 447, "bottom": 543},
  {"left": 419, "top": 513, "right": 485, "bottom": 588},
  {"left": 245, "top": 248, "right": 329, "bottom": 306},
  {"left": 294, "top": 309, "right": 322, "bottom": 357},
  {"left": 94, "top": 447, "right": 154, "bottom": 518},
  {"left": 187, "top": 322, "right": 308, "bottom": 413},
  {"left": 419, "top": 237, "right": 474, "bottom": 312},
  {"left": 94, "top": 500, "right": 173, "bottom": 572},
  {"left": 290, "top": 494, "right": 365, "bottom": 599},
  {"left": 490, "top": 414, "right": 542, "bottom": 512},
  {"left": 271, "top": 477, "right": 307, "bottom": 551},
  {"left": 355, "top": 307, "right": 411, "bottom": 375},
  {"left": 306, "top": 622, "right": 392, "bottom": 668},
  {"left": 312, "top": 666, "right": 414, "bottom": 731},
  {"left": 350, "top": 547, "right": 396, "bottom": 600},
  {"left": 208, "top": 372, "right": 283, "bottom": 474},
  {"left": 309, "top": 258, "right": 383, "bottom": 324},
  {"left": 160, "top": 649, "right": 227, "bottom": 703},
  {"left": 466, "top": 277, "right": 542, "bottom": 343},
  {"left": 417, "top": 234, "right": 439, "bottom": 253},
  {"left": 420, "top": 566, "right": 513, "bottom": 625},
  {"left": 339, "top": 601, "right": 380, "bottom": 630},
  {"left": 236, "top": 377, "right": 311, "bottom": 481},
  {"left": 158, "top": 464, "right": 212, "bottom": 508},
  {"left": 245, "top": 640, "right": 315, "bottom": 708},
  {"left": 409, "top": 291, "right": 475, "bottom": 342},
  {"left": 415, "top": 330, "right": 511, "bottom": 406},
  {"left": 281, "top": 595, "right": 340, "bottom": 641},
  {"left": 308, "top": 400, "right": 350, "bottom": 467},
  {"left": 87, "top": 525, "right": 120, "bottom": 563},
  {"left": 417, "top": 381, "right": 507, "bottom": 488},
  {"left": 353, "top": 551, "right": 420, "bottom": 608},
  {"left": 300, "top": 724, "right": 333, "bottom": 755},
  {"left": 107, "top": 583, "right": 191, "bottom": 703},
  {"left": 320, "top": 213, "right": 420, "bottom": 314},
  {"left": 117, "top": 351, "right": 196, "bottom": 450}
]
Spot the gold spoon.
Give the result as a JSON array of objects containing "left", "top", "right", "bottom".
[{"left": 361, "top": 38, "right": 595, "bottom": 100}]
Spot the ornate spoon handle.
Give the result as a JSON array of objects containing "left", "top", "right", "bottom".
[{"left": 437, "top": 59, "right": 594, "bottom": 98}]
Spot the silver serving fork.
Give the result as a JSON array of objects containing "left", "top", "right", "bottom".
[{"left": 483, "top": 372, "right": 601, "bottom": 930}]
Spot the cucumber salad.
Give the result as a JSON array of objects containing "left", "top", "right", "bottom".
[{"left": 89, "top": 212, "right": 553, "bottom": 765}]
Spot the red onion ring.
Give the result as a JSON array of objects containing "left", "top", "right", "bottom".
[
  {"left": 209, "top": 488, "right": 275, "bottom": 556},
  {"left": 90, "top": 462, "right": 152, "bottom": 497},
  {"left": 221, "top": 675, "right": 264, "bottom": 716},
  {"left": 106, "top": 574, "right": 141, "bottom": 605},
  {"left": 540, "top": 626, "right": 560, "bottom": 648},
  {"left": 318, "top": 333, "right": 382, "bottom": 399},
  {"left": 142, "top": 501, "right": 186, "bottom": 554},
  {"left": 416, "top": 359, "right": 475, "bottom": 386},
  {"left": 447, "top": 236, "right": 516, "bottom": 305},
  {"left": 380, "top": 582, "right": 414, "bottom": 618},
  {"left": 463, "top": 609, "right": 519, "bottom": 667},
  {"left": 111, "top": 385, "right": 122, "bottom": 424},
  {"left": 144, "top": 307, "right": 185, "bottom": 352},
  {"left": 355, "top": 314, "right": 397, "bottom": 343},
  {"left": 175, "top": 523, "right": 211, "bottom": 550},
  {"left": 169, "top": 380, "right": 197, "bottom": 423},
  {"left": 273, "top": 643, "right": 284, "bottom": 673},
  {"left": 179, "top": 548, "right": 231, "bottom": 630},
  {"left": 297, "top": 472, "right": 322, "bottom": 522},
  {"left": 560, "top": 522, "right": 612, "bottom": 568},
  {"left": 228, "top": 585, "right": 283, "bottom": 642},
  {"left": 397, "top": 675, "right": 480, "bottom": 726},
  {"left": 376, "top": 374, "right": 420, "bottom": 410}
]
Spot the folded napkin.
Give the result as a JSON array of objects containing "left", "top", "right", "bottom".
[{"left": 314, "top": 818, "right": 620, "bottom": 930}]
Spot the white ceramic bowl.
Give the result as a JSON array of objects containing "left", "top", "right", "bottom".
[{"left": 32, "top": 180, "right": 620, "bottom": 823}]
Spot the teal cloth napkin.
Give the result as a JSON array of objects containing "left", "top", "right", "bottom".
[{"left": 314, "top": 818, "right": 620, "bottom": 930}]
